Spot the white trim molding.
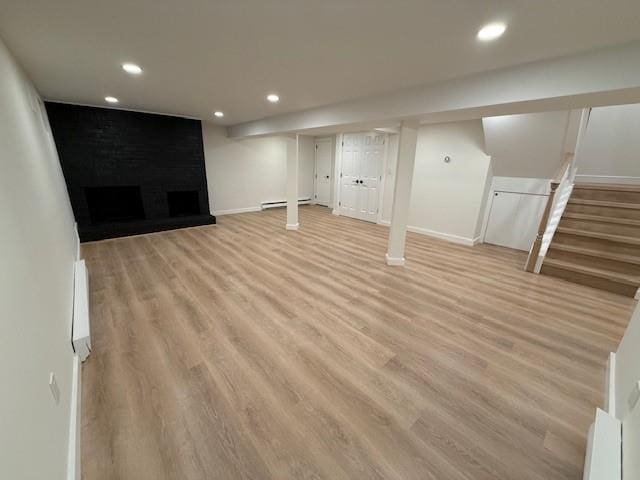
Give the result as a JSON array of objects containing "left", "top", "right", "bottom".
[
  {"left": 286, "top": 223, "right": 300, "bottom": 231},
  {"left": 575, "top": 175, "right": 640, "bottom": 185},
  {"left": 408, "top": 225, "right": 480, "bottom": 247},
  {"left": 385, "top": 254, "right": 405, "bottom": 266},
  {"left": 66, "top": 355, "right": 81, "bottom": 480},
  {"left": 214, "top": 206, "right": 262, "bottom": 216},
  {"left": 605, "top": 352, "right": 617, "bottom": 418},
  {"left": 378, "top": 220, "right": 479, "bottom": 247}
]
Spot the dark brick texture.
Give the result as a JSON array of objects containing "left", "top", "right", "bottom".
[{"left": 46, "top": 102, "right": 215, "bottom": 241}]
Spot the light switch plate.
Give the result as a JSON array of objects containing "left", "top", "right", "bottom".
[{"left": 49, "top": 372, "right": 60, "bottom": 405}]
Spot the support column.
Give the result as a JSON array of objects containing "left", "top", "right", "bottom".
[
  {"left": 386, "top": 120, "right": 419, "bottom": 266},
  {"left": 286, "top": 134, "right": 299, "bottom": 230}
]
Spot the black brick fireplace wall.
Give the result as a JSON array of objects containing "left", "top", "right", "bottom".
[{"left": 46, "top": 102, "right": 215, "bottom": 241}]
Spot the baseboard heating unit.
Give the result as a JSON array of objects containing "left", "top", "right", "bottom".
[
  {"left": 261, "top": 197, "right": 312, "bottom": 210},
  {"left": 72, "top": 259, "right": 91, "bottom": 362}
]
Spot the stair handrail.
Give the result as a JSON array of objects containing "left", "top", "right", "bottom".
[{"left": 525, "top": 153, "right": 574, "bottom": 272}]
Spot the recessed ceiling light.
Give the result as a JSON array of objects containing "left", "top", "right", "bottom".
[
  {"left": 104, "top": 96, "right": 119, "bottom": 103},
  {"left": 266, "top": 94, "right": 280, "bottom": 103},
  {"left": 214, "top": 111, "right": 224, "bottom": 118},
  {"left": 122, "top": 63, "right": 143, "bottom": 75},
  {"left": 477, "top": 22, "right": 506, "bottom": 41}
]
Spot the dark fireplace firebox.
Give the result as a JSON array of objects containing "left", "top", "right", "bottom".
[{"left": 86, "top": 186, "right": 145, "bottom": 224}]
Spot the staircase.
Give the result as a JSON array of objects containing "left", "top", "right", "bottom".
[{"left": 540, "top": 183, "right": 640, "bottom": 298}]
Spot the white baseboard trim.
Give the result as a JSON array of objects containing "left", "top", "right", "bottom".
[
  {"left": 385, "top": 254, "right": 405, "bottom": 266},
  {"left": 605, "top": 352, "right": 616, "bottom": 419},
  {"left": 331, "top": 209, "right": 340, "bottom": 216},
  {"left": 377, "top": 221, "right": 478, "bottom": 246},
  {"left": 214, "top": 206, "right": 262, "bottom": 216},
  {"left": 575, "top": 175, "right": 640, "bottom": 186},
  {"left": 286, "top": 223, "right": 299, "bottom": 231},
  {"left": 407, "top": 226, "right": 479, "bottom": 246},
  {"left": 66, "top": 354, "right": 81, "bottom": 480}
]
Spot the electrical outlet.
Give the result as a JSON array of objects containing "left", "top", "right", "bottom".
[{"left": 49, "top": 372, "right": 60, "bottom": 405}]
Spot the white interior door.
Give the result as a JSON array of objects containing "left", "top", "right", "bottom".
[
  {"left": 340, "top": 134, "right": 361, "bottom": 218},
  {"left": 357, "top": 133, "right": 384, "bottom": 222},
  {"left": 484, "top": 191, "right": 547, "bottom": 251},
  {"left": 340, "top": 132, "right": 384, "bottom": 222},
  {"left": 314, "top": 138, "right": 332, "bottom": 206}
]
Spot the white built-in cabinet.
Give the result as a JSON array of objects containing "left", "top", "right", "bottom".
[{"left": 483, "top": 190, "right": 547, "bottom": 251}]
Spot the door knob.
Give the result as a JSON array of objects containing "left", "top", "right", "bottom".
[{"left": 325, "top": 175, "right": 330, "bottom": 179}]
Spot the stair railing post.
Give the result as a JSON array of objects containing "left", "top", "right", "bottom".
[{"left": 525, "top": 181, "right": 560, "bottom": 272}]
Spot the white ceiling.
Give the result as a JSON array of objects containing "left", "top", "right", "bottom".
[{"left": 1, "top": 0, "right": 640, "bottom": 125}]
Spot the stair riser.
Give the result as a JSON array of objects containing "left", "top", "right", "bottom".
[
  {"left": 541, "top": 264, "right": 638, "bottom": 297},
  {"left": 559, "top": 218, "right": 640, "bottom": 238},
  {"left": 553, "top": 232, "right": 640, "bottom": 257},
  {"left": 546, "top": 248, "right": 640, "bottom": 276},
  {"left": 571, "top": 188, "right": 640, "bottom": 204},
  {"left": 565, "top": 203, "right": 640, "bottom": 221}
]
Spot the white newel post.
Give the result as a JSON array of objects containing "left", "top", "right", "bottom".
[{"left": 386, "top": 120, "right": 419, "bottom": 266}]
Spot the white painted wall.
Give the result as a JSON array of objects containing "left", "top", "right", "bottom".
[
  {"left": 202, "top": 123, "right": 315, "bottom": 215},
  {"left": 577, "top": 103, "right": 640, "bottom": 180},
  {"left": 0, "top": 38, "right": 78, "bottom": 479},
  {"left": 616, "top": 301, "right": 640, "bottom": 422},
  {"left": 615, "top": 301, "right": 640, "bottom": 479},
  {"left": 381, "top": 120, "right": 491, "bottom": 244},
  {"left": 483, "top": 110, "right": 570, "bottom": 178}
]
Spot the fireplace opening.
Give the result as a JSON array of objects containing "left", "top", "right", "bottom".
[
  {"left": 167, "top": 190, "right": 201, "bottom": 217},
  {"left": 85, "top": 186, "right": 145, "bottom": 224}
]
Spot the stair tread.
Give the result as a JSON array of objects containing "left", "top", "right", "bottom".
[
  {"left": 556, "top": 226, "right": 640, "bottom": 245},
  {"left": 563, "top": 212, "right": 640, "bottom": 226},
  {"left": 568, "top": 198, "right": 640, "bottom": 209},
  {"left": 543, "top": 258, "right": 640, "bottom": 286},
  {"left": 549, "top": 243, "right": 640, "bottom": 265},
  {"left": 574, "top": 183, "right": 640, "bottom": 193}
]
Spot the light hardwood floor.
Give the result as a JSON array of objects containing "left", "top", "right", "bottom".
[{"left": 81, "top": 205, "right": 635, "bottom": 480}]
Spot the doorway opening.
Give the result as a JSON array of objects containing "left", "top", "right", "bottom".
[{"left": 314, "top": 137, "right": 333, "bottom": 207}]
